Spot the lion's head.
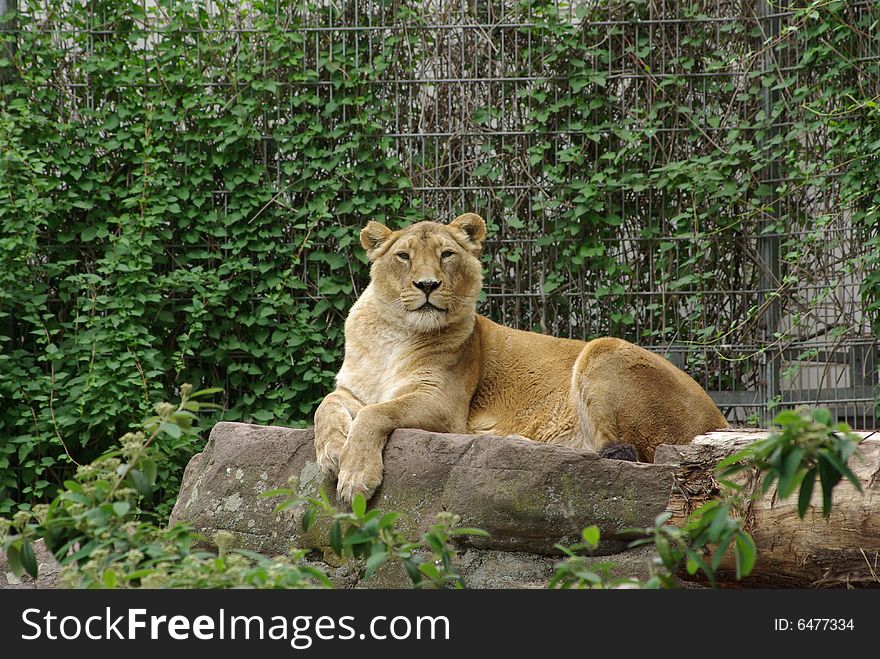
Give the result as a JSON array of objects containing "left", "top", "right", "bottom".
[{"left": 360, "top": 213, "right": 487, "bottom": 332}]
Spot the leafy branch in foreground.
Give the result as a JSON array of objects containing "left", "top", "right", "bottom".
[
  {"left": 548, "top": 525, "right": 637, "bottom": 589},
  {"left": 550, "top": 505, "right": 755, "bottom": 590},
  {"left": 554, "top": 407, "right": 862, "bottom": 588},
  {"left": 629, "top": 505, "right": 756, "bottom": 589},
  {"left": 267, "top": 485, "right": 488, "bottom": 589},
  {"left": 716, "top": 408, "right": 863, "bottom": 518},
  {"left": 0, "top": 385, "right": 326, "bottom": 588}
]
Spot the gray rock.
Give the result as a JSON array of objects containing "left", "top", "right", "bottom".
[
  {"left": 653, "top": 443, "right": 686, "bottom": 465},
  {"left": 171, "top": 422, "right": 676, "bottom": 560},
  {"left": 351, "top": 547, "right": 555, "bottom": 589},
  {"left": 344, "top": 544, "right": 665, "bottom": 589},
  {"left": 455, "top": 548, "right": 555, "bottom": 589}
]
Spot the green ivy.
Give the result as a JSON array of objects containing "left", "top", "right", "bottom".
[
  {"left": 496, "top": 0, "right": 878, "bottom": 357},
  {"left": 0, "top": 0, "right": 423, "bottom": 511}
]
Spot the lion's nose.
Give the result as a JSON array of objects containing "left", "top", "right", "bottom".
[{"left": 413, "top": 279, "right": 441, "bottom": 295}]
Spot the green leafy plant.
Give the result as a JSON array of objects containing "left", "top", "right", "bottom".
[
  {"left": 551, "top": 508, "right": 755, "bottom": 590},
  {"left": 630, "top": 506, "right": 756, "bottom": 588},
  {"left": 548, "top": 525, "right": 637, "bottom": 589},
  {"left": 1, "top": 384, "right": 328, "bottom": 589},
  {"left": 269, "top": 486, "right": 488, "bottom": 589},
  {"left": 717, "top": 408, "right": 863, "bottom": 518},
  {"left": 638, "top": 407, "right": 859, "bottom": 586},
  {"left": 0, "top": 0, "right": 424, "bottom": 515},
  {"left": 134, "top": 531, "right": 331, "bottom": 589}
]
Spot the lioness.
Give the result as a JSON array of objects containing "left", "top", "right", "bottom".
[{"left": 315, "top": 213, "right": 728, "bottom": 504}]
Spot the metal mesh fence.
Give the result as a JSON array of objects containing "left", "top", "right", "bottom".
[{"left": 7, "top": 0, "right": 879, "bottom": 429}]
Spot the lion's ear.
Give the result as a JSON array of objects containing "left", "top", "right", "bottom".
[
  {"left": 360, "top": 221, "right": 393, "bottom": 260},
  {"left": 450, "top": 213, "right": 487, "bottom": 251}
]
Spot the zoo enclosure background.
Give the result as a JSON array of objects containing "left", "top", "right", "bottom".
[{"left": 0, "top": 0, "right": 878, "bottom": 511}]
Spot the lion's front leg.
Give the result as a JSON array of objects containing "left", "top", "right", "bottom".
[
  {"left": 336, "top": 392, "right": 461, "bottom": 506},
  {"left": 314, "top": 388, "right": 363, "bottom": 479},
  {"left": 336, "top": 412, "right": 386, "bottom": 505}
]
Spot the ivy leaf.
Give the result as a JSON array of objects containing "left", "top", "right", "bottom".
[
  {"left": 159, "top": 422, "right": 182, "bottom": 439},
  {"left": 797, "top": 467, "right": 817, "bottom": 518},
  {"left": 128, "top": 469, "right": 153, "bottom": 498},
  {"left": 139, "top": 459, "right": 157, "bottom": 486},
  {"left": 5, "top": 543, "right": 24, "bottom": 577},
  {"left": 403, "top": 558, "right": 423, "bottom": 585},
  {"left": 190, "top": 387, "right": 224, "bottom": 399},
  {"left": 103, "top": 569, "right": 118, "bottom": 588}
]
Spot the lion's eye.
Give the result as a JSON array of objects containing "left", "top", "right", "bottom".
[
  {"left": 441, "top": 250, "right": 455, "bottom": 259},
  {"left": 396, "top": 252, "right": 410, "bottom": 261}
]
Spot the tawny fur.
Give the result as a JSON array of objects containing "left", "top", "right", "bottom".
[{"left": 314, "top": 213, "right": 728, "bottom": 504}]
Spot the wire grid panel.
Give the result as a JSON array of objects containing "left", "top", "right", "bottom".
[
  {"left": 282, "top": 0, "right": 876, "bottom": 428},
  {"left": 14, "top": 0, "right": 880, "bottom": 428}
]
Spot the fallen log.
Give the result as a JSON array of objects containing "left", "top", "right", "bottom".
[{"left": 656, "top": 429, "right": 880, "bottom": 587}]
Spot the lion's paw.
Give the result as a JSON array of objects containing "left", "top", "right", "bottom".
[
  {"left": 336, "top": 471, "right": 380, "bottom": 507},
  {"left": 316, "top": 440, "right": 344, "bottom": 479},
  {"left": 336, "top": 448, "right": 383, "bottom": 507}
]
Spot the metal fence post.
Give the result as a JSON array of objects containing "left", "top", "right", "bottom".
[{"left": 757, "top": 0, "right": 782, "bottom": 422}]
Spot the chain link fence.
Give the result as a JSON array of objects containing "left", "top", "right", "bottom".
[
  {"left": 285, "top": 0, "right": 878, "bottom": 427},
  {"left": 5, "top": 0, "right": 878, "bottom": 429}
]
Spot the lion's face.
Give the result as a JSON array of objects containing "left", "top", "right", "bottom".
[{"left": 360, "top": 214, "right": 487, "bottom": 332}]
